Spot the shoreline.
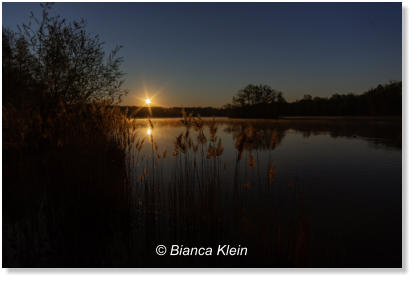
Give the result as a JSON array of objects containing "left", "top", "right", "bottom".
[{"left": 131, "top": 115, "right": 402, "bottom": 121}]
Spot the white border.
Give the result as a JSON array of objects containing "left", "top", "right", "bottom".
[{"left": 0, "top": 0, "right": 409, "bottom": 280}]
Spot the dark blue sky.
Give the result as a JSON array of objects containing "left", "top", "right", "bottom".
[{"left": 3, "top": 2, "right": 401, "bottom": 106}]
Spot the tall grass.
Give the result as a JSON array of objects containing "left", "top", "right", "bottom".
[
  {"left": 3, "top": 100, "right": 135, "bottom": 266},
  {"left": 122, "top": 113, "right": 312, "bottom": 267},
  {"left": 3, "top": 103, "right": 311, "bottom": 267}
]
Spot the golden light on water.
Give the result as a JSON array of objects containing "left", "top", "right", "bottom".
[
  {"left": 145, "top": 98, "right": 151, "bottom": 105},
  {"left": 147, "top": 128, "right": 152, "bottom": 135}
]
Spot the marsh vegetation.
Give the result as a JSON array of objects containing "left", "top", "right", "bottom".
[{"left": 3, "top": 109, "right": 402, "bottom": 267}]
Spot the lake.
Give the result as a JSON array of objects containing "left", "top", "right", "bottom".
[{"left": 125, "top": 117, "right": 402, "bottom": 267}]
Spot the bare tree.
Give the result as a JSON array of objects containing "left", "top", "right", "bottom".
[{"left": 4, "top": 3, "right": 127, "bottom": 105}]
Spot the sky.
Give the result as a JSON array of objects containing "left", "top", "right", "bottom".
[{"left": 2, "top": 2, "right": 402, "bottom": 107}]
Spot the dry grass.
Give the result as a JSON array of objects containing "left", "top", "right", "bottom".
[
  {"left": 3, "top": 104, "right": 311, "bottom": 267},
  {"left": 122, "top": 112, "right": 311, "bottom": 266}
]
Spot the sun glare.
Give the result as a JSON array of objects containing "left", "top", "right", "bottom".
[
  {"left": 145, "top": 98, "right": 151, "bottom": 105},
  {"left": 147, "top": 128, "right": 152, "bottom": 135}
]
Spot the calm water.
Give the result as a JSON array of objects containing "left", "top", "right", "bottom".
[{"left": 128, "top": 117, "right": 401, "bottom": 267}]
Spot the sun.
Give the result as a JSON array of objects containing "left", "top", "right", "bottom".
[
  {"left": 147, "top": 128, "right": 152, "bottom": 135},
  {"left": 145, "top": 98, "right": 151, "bottom": 105}
]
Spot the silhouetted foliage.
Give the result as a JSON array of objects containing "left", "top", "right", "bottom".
[
  {"left": 3, "top": 3, "right": 126, "bottom": 109},
  {"left": 116, "top": 81, "right": 401, "bottom": 119},
  {"left": 228, "top": 82, "right": 401, "bottom": 118},
  {"left": 229, "top": 84, "right": 286, "bottom": 118},
  {"left": 3, "top": 5, "right": 131, "bottom": 267},
  {"left": 282, "top": 81, "right": 402, "bottom": 116}
]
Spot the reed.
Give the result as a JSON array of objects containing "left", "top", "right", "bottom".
[
  {"left": 3, "top": 100, "right": 135, "bottom": 266},
  {"left": 3, "top": 104, "right": 310, "bottom": 267},
  {"left": 122, "top": 111, "right": 311, "bottom": 267}
]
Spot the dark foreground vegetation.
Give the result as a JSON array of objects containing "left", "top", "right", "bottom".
[
  {"left": 3, "top": 5, "right": 133, "bottom": 266},
  {"left": 3, "top": 5, "right": 401, "bottom": 267}
]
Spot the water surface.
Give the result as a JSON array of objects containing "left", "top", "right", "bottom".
[{"left": 128, "top": 117, "right": 401, "bottom": 267}]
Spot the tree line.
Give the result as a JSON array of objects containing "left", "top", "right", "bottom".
[
  {"left": 225, "top": 81, "right": 401, "bottom": 118},
  {"left": 123, "top": 81, "right": 401, "bottom": 119},
  {"left": 120, "top": 106, "right": 227, "bottom": 118}
]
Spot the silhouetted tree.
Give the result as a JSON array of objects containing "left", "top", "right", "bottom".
[
  {"left": 3, "top": 3, "right": 126, "bottom": 108},
  {"left": 232, "top": 84, "right": 278, "bottom": 106},
  {"left": 228, "top": 81, "right": 401, "bottom": 118},
  {"left": 230, "top": 84, "right": 285, "bottom": 118},
  {"left": 303, "top": 94, "right": 312, "bottom": 101}
]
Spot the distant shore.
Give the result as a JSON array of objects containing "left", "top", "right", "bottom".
[
  {"left": 132, "top": 115, "right": 402, "bottom": 121},
  {"left": 279, "top": 115, "right": 402, "bottom": 121}
]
